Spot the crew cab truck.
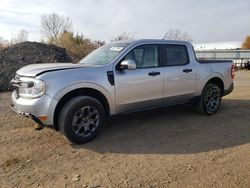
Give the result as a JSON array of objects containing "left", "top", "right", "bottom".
[{"left": 11, "top": 39, "right": 234, "bottom": 144}]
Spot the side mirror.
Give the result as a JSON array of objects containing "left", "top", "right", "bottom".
[{"left": 119, "top": 60, "right": 136, "bottom": 70}]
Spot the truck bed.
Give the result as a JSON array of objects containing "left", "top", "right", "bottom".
[{"left": 198, "top": 60, "right": 233, "bottom": 64}]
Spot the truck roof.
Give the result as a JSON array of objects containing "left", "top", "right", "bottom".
[{"left": 112, "top": 39, "right": 192, "bottom": 46}]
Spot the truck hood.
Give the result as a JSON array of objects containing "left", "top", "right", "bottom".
[{"left": 16, "top": 63, "right": 87, "bottom": 77}]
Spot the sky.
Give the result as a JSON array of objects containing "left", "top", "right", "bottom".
[{"left": 0, "top": 0, "right": 250, "bottom": 43}]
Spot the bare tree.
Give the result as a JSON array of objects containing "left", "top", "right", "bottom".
[
  {"left": 10, "top": 29, "right": 29, "bottom": 44},
  {"left": 0, "top": 37, "right": 4, "bottom": 43},
  {"left": 110, "top": 32, "right": 134, "bottom": 42},
  {"left": 41, "top": 13, "right": 72, "bottom": 41},
  {"left": 94, "top": 40, "right": 105, "bottom": 47},
  {"left": 163, "top": 29, "right": 192, "bottom": 41},
  {"left": 17, "top": 30, "right": 28, "bottom": 42},
  {"left": 0, "top": 37, "right": 7, "bottom": 50}
]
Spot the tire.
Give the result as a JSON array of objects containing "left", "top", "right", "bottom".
[
  {"left": 195, "top": 84, "right": 222, "bottom": 115},
  {"left": 58, "top": 96, "right": 106, "bottom": 144}
]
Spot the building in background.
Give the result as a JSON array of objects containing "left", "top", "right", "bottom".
[
  {"left": 193, "top": 41, "right": 242, "bottom": 50},
  {"left": 193, "top": 41, "right": 250, "bottom": 70}
]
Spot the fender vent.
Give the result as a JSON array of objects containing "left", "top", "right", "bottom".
[{"left": 107, "top": 71, "right": 114, "bottom": 86}]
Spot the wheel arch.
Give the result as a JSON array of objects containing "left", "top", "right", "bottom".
[
  {"left": 53, "top": 87, "right": 110, "bottom": 130},
  {"left": 204, "top": 77, "right": 224, "bottom": 95}
]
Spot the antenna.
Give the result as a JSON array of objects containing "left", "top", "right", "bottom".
[{"left": 162, "top": 32, "right": 167, "bottom": 40}]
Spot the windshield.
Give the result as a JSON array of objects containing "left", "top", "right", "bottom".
[{"left": 79, "top": 43, "right": 128, "bottom": 65}]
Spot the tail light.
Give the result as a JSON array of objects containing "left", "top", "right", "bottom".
[{"left": 231, "top": 64, "right": 235, "bottom": 79}]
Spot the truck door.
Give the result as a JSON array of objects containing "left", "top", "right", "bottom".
[
  {"left": 114, "top": 44, "right": 164, "bottom": 113},
  {"left": 162, "top": 44, "right": 196, "bottom": 104}
]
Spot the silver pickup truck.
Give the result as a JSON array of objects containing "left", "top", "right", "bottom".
[{"left": 11, "top": 39, "right": 234, "bottom": 144}]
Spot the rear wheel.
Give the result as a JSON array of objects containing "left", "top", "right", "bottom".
[
  {"left": 196, "top": 84, "right": 222, "bottom": 115},
  {"left": 58, "top": 96, "right": 106, "bottom": 144}
]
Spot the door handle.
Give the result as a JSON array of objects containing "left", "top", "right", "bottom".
[
  {"left": 148, "top": 71, "right": 160, "bottom": 76},
  {"left": 183, "top": 68, "right": 192, "bottom": 73}
]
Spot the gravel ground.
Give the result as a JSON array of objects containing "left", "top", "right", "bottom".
[{"left": 0, "top": 71, "right": 250, "bottom": 188}]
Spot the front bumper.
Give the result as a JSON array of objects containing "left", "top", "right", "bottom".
[
  {"left": 10, "top": 91, "right": 58, "bottom": 125},
  {"left": 10, "top": 104, "right": 45, "bottom": 126}
]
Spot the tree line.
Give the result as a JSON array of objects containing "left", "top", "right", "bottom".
[
  {"left": 1, "top": 12, "right": 250, "bottom": 57},
  {"left": 0, "top": 13, "right": 136, "bottom": 58}
]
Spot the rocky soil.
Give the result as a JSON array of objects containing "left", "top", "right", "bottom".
[{"left": 0, "top": 42, "right": 79, "bottom": 92}]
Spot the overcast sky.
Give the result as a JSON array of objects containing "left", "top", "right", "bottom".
[{"left": 0, "top": 0, "right": 249, "bottom": 43}]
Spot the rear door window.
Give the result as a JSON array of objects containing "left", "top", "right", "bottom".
[{"left": 165, "top": 45, "right": 189, "bottom": 66}]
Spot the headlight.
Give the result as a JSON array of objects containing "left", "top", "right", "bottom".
[{"left": 18, "top": 77, "right": 46, "bottom": 99}]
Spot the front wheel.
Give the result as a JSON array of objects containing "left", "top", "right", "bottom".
[
  {"left": 195, "top": 84, "right": 222, "bottom": 115},
  {"left": 58, "top": 96, "right": 106, "bottom": 144}
]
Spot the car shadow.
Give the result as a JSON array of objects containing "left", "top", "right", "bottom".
[{"left": 72, "top": 99, "right": 250, "bottom": 154}]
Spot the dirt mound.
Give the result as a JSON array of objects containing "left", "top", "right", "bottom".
[{"left": 0, "top": 42, "right": 80, "bottom": 92}]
